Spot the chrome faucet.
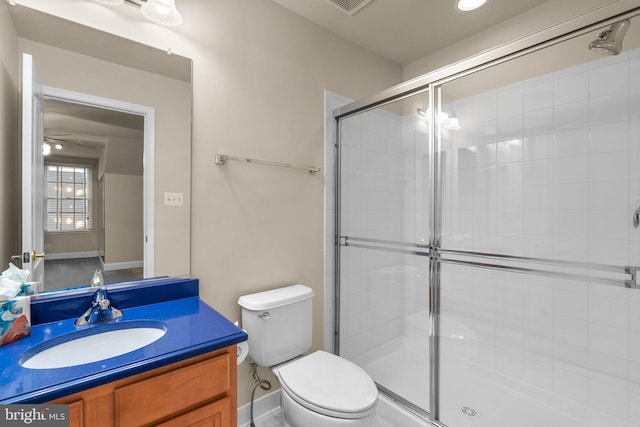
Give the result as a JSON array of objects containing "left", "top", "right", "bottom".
[{"left": 75, "top": 287, "right": 123, "bottom": 326}]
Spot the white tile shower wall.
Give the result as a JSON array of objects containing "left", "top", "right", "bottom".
[
  {"left": 325, "top": 93, "right": 436, "bottom": 363},
  {"left": 401, "top": 117, "right": 430, "bottom": 319},
  {"left": 337, "top": 106, "right": 408, "bottom": 359},
  {"left": 438, "top": 49, "right": 640, "bottom": 425},
  {"left": 325, "top": 92, "right": 418, "bottom": 360}
]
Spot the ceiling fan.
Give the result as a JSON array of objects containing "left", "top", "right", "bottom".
[
  {"left": 43, "top": 135, "right": 104, "bottom": 157},
  {"left": 44, "top": 134, "right": 103, "bottom": 148}
]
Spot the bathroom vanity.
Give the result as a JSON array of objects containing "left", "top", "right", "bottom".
[
  {"left": 49, "top": 346, "right": 236, "bottom": 427},
  {"left": 0, "top": 278, "right": 246, "bottom": 427}
]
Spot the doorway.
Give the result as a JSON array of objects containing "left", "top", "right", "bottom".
[{"left": 29, "top": 85, "right": 156, "bottom": 291}]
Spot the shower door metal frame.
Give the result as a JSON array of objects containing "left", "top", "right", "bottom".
[{"left": 333, "top": 3, "right": 640, "bottom": 426}]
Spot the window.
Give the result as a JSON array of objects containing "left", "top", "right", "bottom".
[{"left": 45, "top": 164, "right": 93, "bottom": 232}]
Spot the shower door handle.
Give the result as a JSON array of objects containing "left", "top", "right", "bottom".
[{"left": 634, "top": 207, "right": 640, "bottom": 229}]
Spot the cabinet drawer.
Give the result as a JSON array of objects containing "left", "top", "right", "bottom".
[
  {"left": 115, "top": 352, "right": 231, "bottom": 426},
  {"left": 154, "top": 397, "right": 230, "bottom": 427}
]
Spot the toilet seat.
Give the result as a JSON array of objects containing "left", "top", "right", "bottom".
[{"left": 275, "top": 351, "right": 378, "bottom": 419}]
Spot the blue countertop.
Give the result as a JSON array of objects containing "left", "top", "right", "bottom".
[{"left": 0, "top": 279, "right": 247, "bottom": 404}]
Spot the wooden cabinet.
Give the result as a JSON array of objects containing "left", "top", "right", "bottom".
[
  {"left": 49, "top": 346, "right": 237, "bottom": 427},
  {"left": 154, "top": 398, "right": 230, "bottom": 427},
  {"left": 68, "top": 400, "right": 84, "bottom": 427}
]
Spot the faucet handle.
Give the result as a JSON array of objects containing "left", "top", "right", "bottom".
[
  {"left": 98, "top": 298, "right": 111, "bottom": 310},
  {"left": 91, "top": 287, "right": 107, "bottom": 305},
  {"left": 75, "top": 287, "right": 122, "bottom": 325}
]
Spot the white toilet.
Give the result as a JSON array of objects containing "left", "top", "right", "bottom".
[{"left": 238, "top": 284, "right": 378, "bottom": 427}]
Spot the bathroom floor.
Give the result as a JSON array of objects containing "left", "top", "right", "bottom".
[
  {"left": 44, "top": 257, "right": 102, "bottom": 290},
  {"left": 43, "top": 257, "right": 143, "bottom": 291},
  {"left": 240, "top": 409, "right": 283, "bottom": 427}
]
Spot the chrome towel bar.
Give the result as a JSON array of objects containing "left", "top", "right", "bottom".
[{"left": 214, "top": 154, "right": 320, "bottom": 174}]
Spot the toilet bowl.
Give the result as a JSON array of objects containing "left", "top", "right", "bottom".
[
  {"left": 237, "top": 285, "right": 379, "bottom": 427},
  {"left": 274, "top": 351, "right": 378, "bottom": 427}
]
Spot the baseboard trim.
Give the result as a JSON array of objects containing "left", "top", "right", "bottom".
[
  {"left": 103, "top": 260, "right": 143, "bottom": 271},
  {"left": 238, "top": 389, "right": 281, "bottom": 426}
]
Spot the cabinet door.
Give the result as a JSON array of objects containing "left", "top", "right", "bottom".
[
  {"left": 154, "top": 397, "right": 231, "bottom": 427},
  {"left": 115, "top": 353, "right": 230, "bottom": 426},
  {"left": 67, "top": 400, "right": 83, "bottom": 427}
]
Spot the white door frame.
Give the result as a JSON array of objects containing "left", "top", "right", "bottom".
[
  {"left": 21, "top": 53, "right": 44, "bottom": 284},
  {"left": 42, "top": 86, "right": 156, "bottom": 277}
]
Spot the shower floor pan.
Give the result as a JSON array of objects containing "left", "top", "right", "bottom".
[{"left": 353, "top": 334, "right": 635, "bottom": 427}]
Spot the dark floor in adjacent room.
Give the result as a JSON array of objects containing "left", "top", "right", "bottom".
[{"left": 43, "top": 257, "right": 143, "bottom": 291}]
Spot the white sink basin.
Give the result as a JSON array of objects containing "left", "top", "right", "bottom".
[{"left": 20, "top": 321, "right": 167, "bottom": 369}]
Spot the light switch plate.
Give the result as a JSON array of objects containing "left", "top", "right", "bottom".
[{"left": 164, "top": 192, "right": 184, "bottom": 206}]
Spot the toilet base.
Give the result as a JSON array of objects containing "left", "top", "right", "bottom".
[{"left": 280, "top": 388, "right": 378, "bottom": 427}]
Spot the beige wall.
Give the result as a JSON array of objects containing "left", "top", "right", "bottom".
[
  {"left": 13, "top": 0, "right": 402, "bottom": 406},
  {"left": 18, "top": 38, "right": 192, "bottom": 279},
  {"left": 187, "top": 1, "right": 401, "bottom": 405},
  {"left": 0, "top": 2, "right": 18, "bottom": 267},
  {"left": 45, "top": 232, "right": 99, "bottom": 256},
  {"left": 103, "top": 137, "right": 144, "bottom": 177},
  {"left": 104, "top": 173, "right": 143, "bottom": 265}
]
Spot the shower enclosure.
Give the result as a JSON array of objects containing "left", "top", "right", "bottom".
[{"left": 329, "top": 7, "right": 640, "bottom": 427}]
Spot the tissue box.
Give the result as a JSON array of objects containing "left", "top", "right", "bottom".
[
  {"left": 16, "top": 282, "right": 39, "bottom": 297},
  {"left": 0, "top": 296, "right": 31, "bottom": 346}
]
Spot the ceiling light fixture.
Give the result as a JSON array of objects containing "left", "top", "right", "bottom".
[
  {"left": 443, "top": 111, "right": 461, "bottom": 130},
  {"left": 416, "top": 108, "right": 461, "bottom": 130},
  {"left": 141, "top": 0, "right": 183, "bottom": 26},
  {"left": 456, "top": 0, "right": 488, "bottom": 12},
  {"left": 416, "top": 108, "right": 448, "bottom": 122},
  {"left": 43, "top": 142, "right": 51, "bottom": 156},
  {"left": 87, "top": 0, "right": 183, "bottom": 26}
]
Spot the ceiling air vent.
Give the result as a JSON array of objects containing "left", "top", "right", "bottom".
[{"left": 325, "top": 0, "right": 376, "bottom": 16}]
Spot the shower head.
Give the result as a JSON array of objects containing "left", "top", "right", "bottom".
[{"left": 588, "top": 20, "right": 630, "bottom": 55}]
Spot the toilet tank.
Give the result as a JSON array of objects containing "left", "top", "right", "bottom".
[{"left": 238, "top": 284, "right": 314, "bottom": 367}]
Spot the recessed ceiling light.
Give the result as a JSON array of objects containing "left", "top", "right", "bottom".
[{"left": 456, "top": 0, "right": 489, "bottom": 12}]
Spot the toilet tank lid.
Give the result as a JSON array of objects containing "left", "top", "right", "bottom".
[{"left": 238, "top": 284, "right": 314, "bottom": 311}]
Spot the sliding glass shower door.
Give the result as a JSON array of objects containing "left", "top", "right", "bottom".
[
  {"left": 335, "top": 9, "right": 640, "bottom": 427},
  {"left": 337, "top": 93, "right": 433, "bottom": 413}
]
